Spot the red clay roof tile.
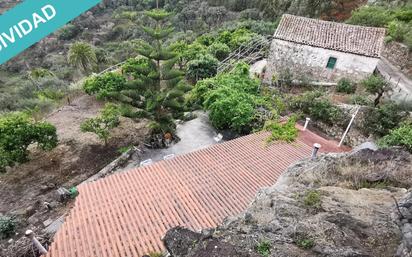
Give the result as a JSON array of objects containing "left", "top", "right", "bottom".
[{"left": 45, "top": 128, "right": 347, "bottom": 257}]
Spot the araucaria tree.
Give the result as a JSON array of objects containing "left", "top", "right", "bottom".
[{"left": 133, "top": 8, "right": 187, "bottom": 134}]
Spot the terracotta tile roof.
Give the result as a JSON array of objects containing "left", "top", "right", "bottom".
[
  {"left": 274, "top": 14, "right": 386, "bottom": 58},
  {"left": 45, "top": 127, "right": 347, "bottom": 257}
]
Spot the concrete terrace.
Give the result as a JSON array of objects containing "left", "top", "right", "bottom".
[{"left": 45, "top": 126, "right": 348, "bottom": 257}]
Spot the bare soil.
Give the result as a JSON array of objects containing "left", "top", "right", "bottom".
[{"left": 0, "top": 94, "right": 150, "bottom": 257}]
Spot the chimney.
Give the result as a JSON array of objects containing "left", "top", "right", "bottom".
[
  {"left": 25, "top": 230, "right": 47, "bottom": 254},
  {"left": 303, "top": 117, "right": 310, "bottom": 131},
  {"left": 311, "top": 143, "right": 321, "bottom": 159}
]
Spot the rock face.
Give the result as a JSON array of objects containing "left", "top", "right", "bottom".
[
  {"left": 164, "top": 148, "right": 412, "bottom": 257},
  {"left": 383, "top": 41, "right": 412, "bottom": 78}
]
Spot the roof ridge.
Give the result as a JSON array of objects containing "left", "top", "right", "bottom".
[
  {"left": 275, "top": 14, "right": 386, "bottom": 58},
  {"left": 281, "top": 14, "right": 386, "bottom": 32}
]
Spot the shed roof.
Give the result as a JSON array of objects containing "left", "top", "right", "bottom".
[
  {"left": 274, "top": 14, "right": 386, "bottom": 58},
  {"left": 45, "top": 127, "right": 347, "bottom": 257}
]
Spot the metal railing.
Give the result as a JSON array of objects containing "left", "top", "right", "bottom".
[{"left": 217, "top": 36, "right": 272, "bottom": 74}]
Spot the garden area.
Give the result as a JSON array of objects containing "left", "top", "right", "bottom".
[{"left": 2, "top": 1, "right": 412, "bottom": 256}]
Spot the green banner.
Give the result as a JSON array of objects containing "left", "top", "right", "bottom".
[{"left": 0, "top": 0, "right": 101, "bottom": 64}]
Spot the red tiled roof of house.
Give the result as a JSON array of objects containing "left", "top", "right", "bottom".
[
  {"left": 45, "top": 127, "right": 348, "bottom": 257},
  {"left": 275, "top": 14, "right": 386, "bottom": 58}
]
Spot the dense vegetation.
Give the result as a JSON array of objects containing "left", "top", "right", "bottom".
[
  {"left": 347, "top": 3, "right": 412, "bottom": 49},
  {"left": 0, "top": 112, "right": 58, "bottom": 172},
  {"left": 379, "top": 122, "right": 412, "bottom": 152},
  {"left": 1, "top": 0, "right": 365, "bottom": 114},
  {"left": 191, "top": 62, "right": 284, "bottom": 134},
  {"left": 289, "top": 91, "right": 344, "bottom": 126},
  {"left": 1, "top": 0, "right": 411, "bottom": 156}
]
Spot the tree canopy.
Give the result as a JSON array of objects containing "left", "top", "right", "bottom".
[{"left": 0, "top": 112, "right": 58, "bottom": 172}]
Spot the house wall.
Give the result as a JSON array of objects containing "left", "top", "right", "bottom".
[{"left": 265, "top": 39, "right": 380, "bottom": 83}]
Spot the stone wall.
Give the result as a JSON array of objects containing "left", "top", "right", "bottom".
[
  {"left": 313, "top": 121, "right": 368, "bottom": 147},
  {"left": 383, "top": 41, "right": 412, "bottom": 78},
  {"left": 393, "top": 190, "right": 412, "bottom": 257},
  {"left": 265, "top": 39, "right": 379, "bottom": 83},
  {"left": 310, "top": 105, "right": 370, "bottom": 147}
]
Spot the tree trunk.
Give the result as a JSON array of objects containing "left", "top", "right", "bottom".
[{"left": 374, "top": 91, "right": 384, "bottom": 107}]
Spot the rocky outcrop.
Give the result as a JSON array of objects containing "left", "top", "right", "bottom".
[
  {"left": 164, "top": 148, "right": 412, "bottom": 257},
  {"left": 383, "top": 41, "right": 412, "bottom": 78}
]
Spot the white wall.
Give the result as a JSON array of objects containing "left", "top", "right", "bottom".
[{"left": 265, "top": 39, "right": 380, "bottom": 83}]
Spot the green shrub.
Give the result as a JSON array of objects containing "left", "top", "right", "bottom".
[
  {"left": 118, "top": 146, "right": 133, "bottom": 154},
  {"left": 336, "top": 78, "right": 356, "bottom": 94},
  {"left": 0, "top": 112, "right": 58, "bottom": 172},
  {"left": 191, "top": 62, "right": 282, "bottom": 133},
  {"left": 0, "top": 216, "right": 16, "bottom": 239},
  {"left": 37, "top": 89, "right": 66, "bottom": 101},
  {"left": 362, "top": 103, "right": 406, "bottom": 137},
  {"left": 310, "top": 99, "right": 343, "bottom": 125},
  {"left": 361, "top": 75, "right": 390, "bottom": 106},
  {"left": 379, "top": 123, "right": 412, "bottom": 152},
  {"left": 256, "top": 241, "right": 271, "bottom": 257},
  {"left": 206, "top": 88, "right": 256, "bottom": 133},
  {"left": 208, "top": 42, "right": 231, "bottom": 61},
  {"left": 404, "top": 31, "right": 412, "bottom": 50},
  {"left": 221, "top": 20, "right": 278, "bottom": 36},
  {"left": 186, "top": 54, "right": 219, "bottom": 82},
  {"left": 80, "top": 103, "right": 121, "bottom": 145},
  {"left": 196, "top": 34, "right": 215, "bottom": 47},
  {"left": 349, "top": 95, "right": 372, "bottom": 106},
  {"left": 193, "top": 62, "right": 258, "bottom": 103},
  {"left": 289, "top": 91, "right": 323, "bottom": 113},
  {"left": 57, "top": 24, "right": 81, "bottom": 40},
  {"left": 296, "top": 238, "right": 315, "bottom": 249},
  {"left": 217, "top": 28, "right": 256, "bottom": 49},
  {"left": 29, "top": 68, "right": 54, "bottom": 80},
  {"left": 196, "top": 63, "right": 272, "bottom": 133},
  {"left": 264, "top": 116, "right": 298, "bottom": 143},
  {"left": 303, "top": 190, "right": 321, "bottom": 209},
  {"left": 83, "top": 72, "right": 127, "bottom": 100},
  {"left": 348, "top": 5, "right": 412, "bottom": 49},
  {"left": 347, "top": 6, "right": 392, "bottom": 27},
  {"left": 387, "top": 20, "right": 410, "bottom": 42},
  {"left": 176, "top": 42, "right": 208, "bottom": 67}
]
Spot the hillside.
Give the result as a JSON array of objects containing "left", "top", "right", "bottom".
[
  {"left": 1, "top": 1, "right": 412, "bottom": 257},
  {"left": 164, "top": 148, "right": 412, "bottom": 257},
  {"left": 0, "top": 0, "right": 368, "bottom": 113}
]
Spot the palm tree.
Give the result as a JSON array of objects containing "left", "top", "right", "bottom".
[{"left": 67, "top": 42, "right": 97, "bottom": 73}]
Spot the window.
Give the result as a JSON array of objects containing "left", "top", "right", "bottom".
[{"left": 326, "top": 57, "right": 337, "bottom": 69}]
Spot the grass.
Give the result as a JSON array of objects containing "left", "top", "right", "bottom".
[
  {"left": 256, "top": 240, "right": 271, "bottom": 257},
  {"left": 0, "top": 216, "right": 16, "bottom": 239},
  {"left": 117, "top": 145, "right": 132, "bottom": 154},
  {"left": 296, "top": 237, "right": 315, "bottom": 249},
  {"left": 357, "top": 180, "right": 391, "bottom": 190},
  {"left": 303, "top": 190, "right": 321, "bottom": 209}
]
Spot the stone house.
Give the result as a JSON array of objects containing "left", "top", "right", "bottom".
[{"left": 265, "top": 14, "right": 386, "bottom": 83}]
